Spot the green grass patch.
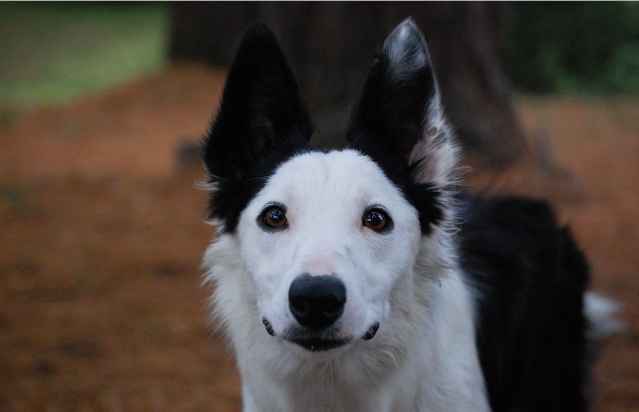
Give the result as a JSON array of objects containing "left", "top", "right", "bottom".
[{"left": 0, "top": 2, "right": 168, "bottom": 108}]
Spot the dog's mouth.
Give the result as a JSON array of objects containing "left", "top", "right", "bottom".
[
  {"left": 264, "top": 317, "right": 380, "bottom": 352},
  {"left": 289, "top": 336, "right": 352, "bottom": 352}
]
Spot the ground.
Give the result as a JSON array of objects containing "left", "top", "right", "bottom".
[{"left": 0, "top": 64, "right": 637, "bottom": 411}]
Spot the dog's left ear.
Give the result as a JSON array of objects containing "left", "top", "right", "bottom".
[
  {"left": 202, "top": 22, "right": 313, "bottom": 232},
  {"left": 347, "top": 19, "right": 458, "bottom": 188}
]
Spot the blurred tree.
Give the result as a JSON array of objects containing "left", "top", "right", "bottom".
[
  {"left": 508, "top": 2, "right": 639, "bottom": 95},
  {"left": 169, "top": 2, "right": 526, "bottom": 168}
]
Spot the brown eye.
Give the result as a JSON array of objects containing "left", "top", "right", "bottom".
[
  {"left": 363, "top": 208, "right": 392, "bottom": 232},
  {"left": 260, "top": 205, "right": 288, "bottom": 229}
]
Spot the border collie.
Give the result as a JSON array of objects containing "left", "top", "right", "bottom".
[{"left": 201, "top": 19, "right": 616, "bottom": 411}]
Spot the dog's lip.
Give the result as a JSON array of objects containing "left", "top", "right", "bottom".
[
  {"left": 262, "top": 317, "right": 275, "bottom": 336},
  {"left": 264, "top": 318, "right": 380, "bottom": 350},
  {"left": 280, "top": 324, "right": 352, "bottom": 352},
  {"left": 289, "top": 336, "right": 351, "bottom": 352},
  {"left": 290, "top": 322, "right": 379, "bottom": 351},
  {"left": 362, "top": 322, "right": 380, "bottom": 340}
]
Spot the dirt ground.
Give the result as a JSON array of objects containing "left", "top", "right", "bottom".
[{"left": 0, "top": 64, "right": 637, "bottom": 411}]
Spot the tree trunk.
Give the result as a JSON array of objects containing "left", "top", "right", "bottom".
[{"left": 169, "top": 2, "right": 526, "bottom": 168}]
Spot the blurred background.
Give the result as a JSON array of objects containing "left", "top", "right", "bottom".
[{"left": 0, "top": 2, "right": 638, "bottom": 410}]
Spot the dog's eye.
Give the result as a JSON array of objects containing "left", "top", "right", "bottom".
[
  {"left": 260, "top": 205, "right": 288, "bottom": 230},
  {"left": 363, "top": 208, "right": 392, "bottom": 232}
]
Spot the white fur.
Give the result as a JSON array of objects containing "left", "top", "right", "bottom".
[
  {"left": 383, "top": 19, "right": 429, "bottom": 81},
  {"left": 584, "top": 292, "right": 624, "bottom": 341},
  {"left": 203, "top": 150, "right": 490, "bottom": 412}
]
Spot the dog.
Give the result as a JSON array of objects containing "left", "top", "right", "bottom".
[{"left": 201, "top": 19, "right": 617, "bottom": 411}]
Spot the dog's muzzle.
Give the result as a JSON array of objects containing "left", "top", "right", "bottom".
[{"left": 261, "top": 273, "right": 381, "bottom": 351}]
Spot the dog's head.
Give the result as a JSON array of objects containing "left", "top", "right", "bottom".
[{"left": 203, "top": 19, "right": 458, "bottom": 355}]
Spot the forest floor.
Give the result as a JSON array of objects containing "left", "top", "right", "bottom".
[{"left": 1, "top": 63, "right": 638, "bottom": 411}]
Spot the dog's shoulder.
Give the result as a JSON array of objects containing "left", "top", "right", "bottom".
[
  {"left": 456, "top": 193, "right": 591, "bottom": 411},
  {"left": 456, "top": 194, "right": 587, "bottom": 275}
]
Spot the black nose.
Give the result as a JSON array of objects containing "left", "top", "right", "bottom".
[{"left": 288, "top": 274, "right": 346, "bottom": 329}]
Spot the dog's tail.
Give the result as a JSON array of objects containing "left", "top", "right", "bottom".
[
  {"left": 584, "top": 292, "right": 623, "bottom": 344},
  {"left": 559, "top": 225, "right": 623, "bottom": 344}
]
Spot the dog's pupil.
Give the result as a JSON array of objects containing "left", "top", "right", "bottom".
[
  {"left": 367, "top": 211, "right": 384, "bottom": 229},
  {"left": 270, "top": 209, "right": 283, "bottom": 222},
  {"left": 267, "top": 208, "right": 285, "bottom": 226}
]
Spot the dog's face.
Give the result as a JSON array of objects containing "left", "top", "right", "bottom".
[
  {"left": 238, "top": 150, "right": 422, "bottom": 352},
  {"left": 203, "top": 20, "right": 457, "bottom": 355}
]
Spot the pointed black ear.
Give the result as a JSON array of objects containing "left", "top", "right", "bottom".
[
  {"left": 347, "top": 19, "right": 458, "bottom": 188},
  {"left": 203, "top": 21, "right": 312, "bottom": 182},
  {"left": 202, "top": 22, "right": 312, "bottom": 232}
]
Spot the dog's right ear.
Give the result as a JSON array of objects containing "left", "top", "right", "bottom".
[
  {"left": 203, "top": 21, "right": 312, "bottom": 182},
  {"left": 347, "top": 19, "right": 458, "bottom": 189}
]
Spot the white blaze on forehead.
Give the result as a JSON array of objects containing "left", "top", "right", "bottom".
[{"left": 250, "top": 149, "right": 415, "bottom": 225}]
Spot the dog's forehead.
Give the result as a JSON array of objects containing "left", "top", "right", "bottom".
[{"left": 255, "top": 149, "right": 406, "bottom": 208}]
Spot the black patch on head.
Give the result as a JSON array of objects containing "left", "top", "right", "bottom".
[
  {"left": 346, "top": 20, "right": 443, "bottom": 234},
  {"left": 202, "top": 21, "right": 313, "bottom": 233},
  {"left": 208, "top": 145, "right": 314, "bottom": 234},
  {"left": 352, "top": 144, "right": 443, "bottom": 235},
  {"left": 346, "top": 19, "right": 436, "bottom": 162},
  {"left": 347, "top": 51, "right": 436, "bottom": 162}
]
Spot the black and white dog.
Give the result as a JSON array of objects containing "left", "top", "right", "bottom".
[{"left": 201, "top": 19, "right": 616, "bottom": 411}]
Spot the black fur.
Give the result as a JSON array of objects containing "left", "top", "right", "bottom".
[
  {"left": 203, "top": 22, "right": 313, "bottom": 233},
  {"left": 458, "top": 195, "right": 590, "bottom": 411},
  {"left": 346, "top": 24, "right": 442, "bottom": 234},
  {"left": 346, "top": 44, "right": 436, "bottom": 161},
  {"left": 347, "top": 139, "right": 444, "bottom": 235}
]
